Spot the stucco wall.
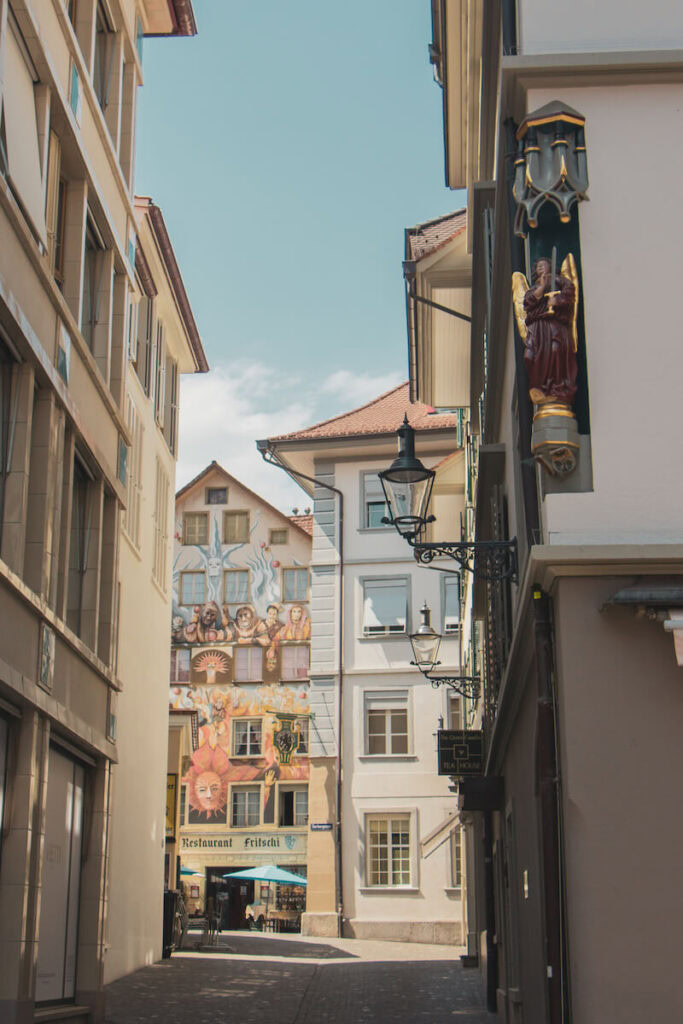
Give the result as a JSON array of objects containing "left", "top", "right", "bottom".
[
  {"left": 554, "top": 575, "right": 683, "bottom": 1022},
  {"left": 518, "top": 0, "right": 683, "bottom": 55}
]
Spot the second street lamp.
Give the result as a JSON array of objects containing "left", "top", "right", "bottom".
[
  {"left": 409, "top": 603, "right": 480, "bottom": 700},
  {"left": 379, "top": 417, "right": 518, "bottom": 583}
]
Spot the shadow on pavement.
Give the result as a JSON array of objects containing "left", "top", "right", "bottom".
[{"left": 189, "top": 931, "right": 358, "bottom": 959}]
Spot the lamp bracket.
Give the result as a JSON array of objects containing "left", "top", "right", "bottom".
[
  {"left": 406, "top": 536, "right": 518, "bottom": 583},
  {"left": 410, "top": 661, "right": 481, "bottom": 700}
]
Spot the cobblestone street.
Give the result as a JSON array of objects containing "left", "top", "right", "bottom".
[{"left": 104, "top": 932, "right": 492, "bottom": 1024}]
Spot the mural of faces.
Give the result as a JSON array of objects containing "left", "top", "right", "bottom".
[{"left": 280, "top": 604, "right": 311, "bottom": 641}]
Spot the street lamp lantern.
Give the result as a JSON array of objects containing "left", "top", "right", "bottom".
[
  {"left": 409, "top": 600, "right": 481, "bottom": 700},
  {"left": 380, "top": 417, "right": 519, "bottom": 584},
  {"left": 409, "top": 602, "right": 442, "bottom": 672},
  {"left": 378, "top": 415, "right": 435, "bottom": 539}
]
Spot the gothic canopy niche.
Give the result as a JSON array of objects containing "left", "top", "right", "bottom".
[{"left": 513, "top": 100, "right": 589, "bottom": 238}]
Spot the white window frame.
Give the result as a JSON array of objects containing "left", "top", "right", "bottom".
[
  {"left": 363, "top": 690, "right": 411, "bottom": 756},
  {"left": 231, "top": 718, "right": 262, "bottom": 757},
  {"left": 364, "top": 812, "right": 416, "bottom": 890},
  {"left": 359, "top": 470, "right": 390, "bottom": 530},
  {"left": 360, "top": 575, "right": 410, "bottom": 638},
  {"left": 233, "top": 645, "right": 263, "bottom": 683},
  {"left": 450, "top": 824, "right": 464, "bottom": 889},
  {"left": 442, "top": 573, "right": 461, "bottom": 635},
  {"left": 231, "top": 785, "right": 261, "bottom": 828},
  {"left": 280, "top": 644, "right": 310, "bottom": 681},
  {"left": 278, "top": 784, "right": 308, "bottom": 827}
]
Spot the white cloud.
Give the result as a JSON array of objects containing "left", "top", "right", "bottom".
[{"left": 176, "top": 361, "right": 405, "bottom": 513}]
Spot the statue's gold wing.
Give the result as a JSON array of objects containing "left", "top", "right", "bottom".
[
  {"left": 511, "top": 272, "right": 529, "bottom": 341},
  {"left": 561, "top": 252, "right": 579, "bottom": 352}
]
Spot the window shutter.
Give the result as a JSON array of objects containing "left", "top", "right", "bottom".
[
  {"left": 45, "top": 131, "right": 61, "bottom": 271},
  {"left": 155, "top": 323, "right": 166, "bottom": 426}
]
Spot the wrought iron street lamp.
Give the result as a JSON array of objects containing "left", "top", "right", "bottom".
[
  {"left": 409, "top": 603, "right": 480, "bottom": 700},
  {"left": 379, "top": 417, "right": 518, "bottom": 583}
]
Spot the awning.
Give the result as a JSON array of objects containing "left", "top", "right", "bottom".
[{"left": 420, "top": 811, "right": 459, "bottom": 859}]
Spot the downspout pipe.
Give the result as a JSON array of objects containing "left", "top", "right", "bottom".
[
  {"left": 257, "top": 441, "right": 345, "bottom": 937},
  {"left": 532, "top": 587, "right": 570, "bottom": 1023}
]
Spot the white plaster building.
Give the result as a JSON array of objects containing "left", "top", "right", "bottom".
[{"left": 264, "top": 383, "right": 468, "bottom": 943}]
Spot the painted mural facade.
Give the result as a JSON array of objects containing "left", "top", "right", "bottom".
[{"left": 168, "top": 466, "right": 313, "bottom": 857}]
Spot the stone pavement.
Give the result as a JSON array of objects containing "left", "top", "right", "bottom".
[{"left": 104, "top": 931, "right": 493, "bottom": 1024}]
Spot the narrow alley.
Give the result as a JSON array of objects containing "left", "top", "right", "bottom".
[{"left": 104, "top": 933, "right": 491, "bottom": 1024}]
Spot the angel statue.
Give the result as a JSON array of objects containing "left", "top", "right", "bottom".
[{"left": 512, "top": 252, "right": 579, "bottom": 408}]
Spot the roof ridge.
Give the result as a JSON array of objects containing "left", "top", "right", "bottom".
[{"left": 275, "top": 380, "right": 408, "bottom": 439}]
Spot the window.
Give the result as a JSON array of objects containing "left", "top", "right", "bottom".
[
  {"left": 281, "top": 645, "right": 310, "bottom": 681},
  {"left": 134, "top": 290, "right": 154, "bottom": 395},
  {"left": 269, "top": 528, "right": 288, "bottom": 545},
  {"left": 282, "top": 567, "right": 308, "bottom": 602},
  {"left": 362, "top": 578, "right": 408, "bottom": 636},
  {"left": 361, "top": 472, "right": 389, "bottom": 529},
  {"left": 234, "top": 646, "right": 263, "bottom": 683},
  {"left": 231, "top": 786, "right": 260, "bottom": 827},
  {"left": 279, "top": 785, "right": 308, "bottom": 827},
  {"left": 179, "top": 784, "right": 187, "bottom": 827},
  {"left": 232, "top": 718, "right": 262, "bottom": 757},
  {"left": 66, "top": 457, "right": 91, "bottom": 638},
  {"left": 448, "top": 695, "right": 462, "bottom": 730},
  {"left": 365, "top": 692, "right": 409, "bottom": 755},
  {"left": 170, "top": 648, "right": 190, "bottom": 683},
  {"left": 152, "top": 458, "right": 169, "bottom": 588},
  {"left": 180, "top": 571, "right": 205, "bottom": 606},
  {"left": 93, "top": 4, "right": 116, "bottom": 114},
  {"left": 81, "top": 215, "right": 105, "bottom": 352},
  {"left": 443, "top": 575, "right": 461, "bottom": 634},
  {"left": 206, "top": 487, "right": 227, "bottom": 505},
  {"left": 123, "top": 396, "right": 143, "bottom": 548},
  {"left": 367, "top": 815, "right": 411, "bottom": 887},
  {"left": 163, "top": 356, "right": 178, "bottom": 454},
  {"left": 223, "top": 510, "right": 249, "bottom": 543},
  {"left": 154, "top": 321, "right": 166, "bottom": 427},
  {"left": 224, "top": 569, "right": 249, "bottom": 604},
  {"left": 296, "top": 718, "right": 309, "bottom": 755},
  {"left": 183, "top": 512, "right": 208, "bottom": 546},
  {"left": 450, "top": 825, "right": 463, "bottom": 888}
]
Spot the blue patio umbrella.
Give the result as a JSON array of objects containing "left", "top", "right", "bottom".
[
  {"left": 180, "top": 866, "right": 203, "bottom": 877},
  {"left": 222, "top": 864, "right": 307, "bottom": 886}
]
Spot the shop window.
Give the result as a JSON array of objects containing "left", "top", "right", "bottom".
[
  {"left": 224, "top": 569, "right": 249, "bottom": 604},
  {"left": 361, "top": 471, "right": 390, "bottom": 529},
  {"left": 35, "top": 747, "right": 86, "bottom": 1001},
  {"left": 206, "top": 486, "right": 227, "bottom": 504},
  {"left": 450, "top": 825, "right": 463, "bottom": 888},
  {"left": 269, "top": 528, "right": 288, "bottom": 545},
  {"left": 281, "top": 645, "right": 309, "bottom": 681},
  {"left": 183, "top": 511, "right": 208, "bottom": 546},
  {"left": 231, "top": 786, "right": 260, "bottom": 827},
  {"left": 179, "top": 571, "right": 205, "bottom": 606},
  {"left": 223, "top": 510, "right": 249, "bottom": 544},
  {"left": 364, "top": 691, "right": 409, "bottom": 755},
  {"left": 170, "top": 648, "right": 190, "bottom": 683},
  {"left": 282, "top": 567, "right": 308, "bottom": 602},
  {"left": 443, "top": 575, "right": 461, "bottom": 634},
  {"left": 366, "top": 815, "right": 411, "bottom": 888},
  {"left": 279, "top": 785, "right": 308, "bottom": 827},
  {"left": 234, "top": 646, "right": 262, "bottom": 683},
  {"left": 362, "top": 577, "right": 409, "bottom": 637},
  {"left": 232, "top": 718, "right": 262, "bottom": 757}
]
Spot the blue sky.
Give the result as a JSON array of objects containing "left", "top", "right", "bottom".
[{"left": 135, "top": 0, "right": 464, "bottom": 509}]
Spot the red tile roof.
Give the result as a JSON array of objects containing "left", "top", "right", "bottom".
[
  {"left": 269, "top": 383, "right": 463, "bottom": 442},
  {"left": 406, "top": 209, "right": 466, "bottom": 261},
  {"left": 289, "top": 514, "right": 313, "bottom": 536}
]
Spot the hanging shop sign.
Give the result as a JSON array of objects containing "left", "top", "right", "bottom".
[
  {"left": 437, "top": 730, "right": 483, "bottom": 777},
  {"left": 180, "top": 831, "right": 307, "bottom": 854}
]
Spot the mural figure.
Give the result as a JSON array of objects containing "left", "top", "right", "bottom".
[
  {"left": 227, "top": 605, "right": 269, "bottom": 645},
  {"left": 279, "top": 604, "right": 311, "bottom": 641},
  {"left": 184, "top": 743, "right": 230, "bottom": 824},
  {"left": 192, "top": 649, "right": 232, "bottom": 686},
  {"left": 264, "top": 604, "right": 284, "bottom": 641},
  {"left": 172, "top": 616, "right": 187, "bottom": 643},
  {"left": 185, "top": 601, "right": 227, "bottom": 643}
]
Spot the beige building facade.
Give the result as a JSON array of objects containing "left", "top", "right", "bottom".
[
  {"left": 420, "top": 2, "right": 683, "bottom": 1021},
  {"left": 0, "top": 2, "right": 203, "bottom": 1022}
]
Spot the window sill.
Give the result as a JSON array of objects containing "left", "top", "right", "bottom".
[
  {"left": 359, "top": 886, "right": 420, "bottom": 895},
  {"left": 359, "top": 634, "right": 408, "bottom": 643},
  {"left": 357, "top": 527, "right": 393, "bottom": 534},
  {"left": 358, "top": 754, "right": 417, "bottom": 762},
  {"left": 444, "top": 887, "right": 463, "bottom": 896}
]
